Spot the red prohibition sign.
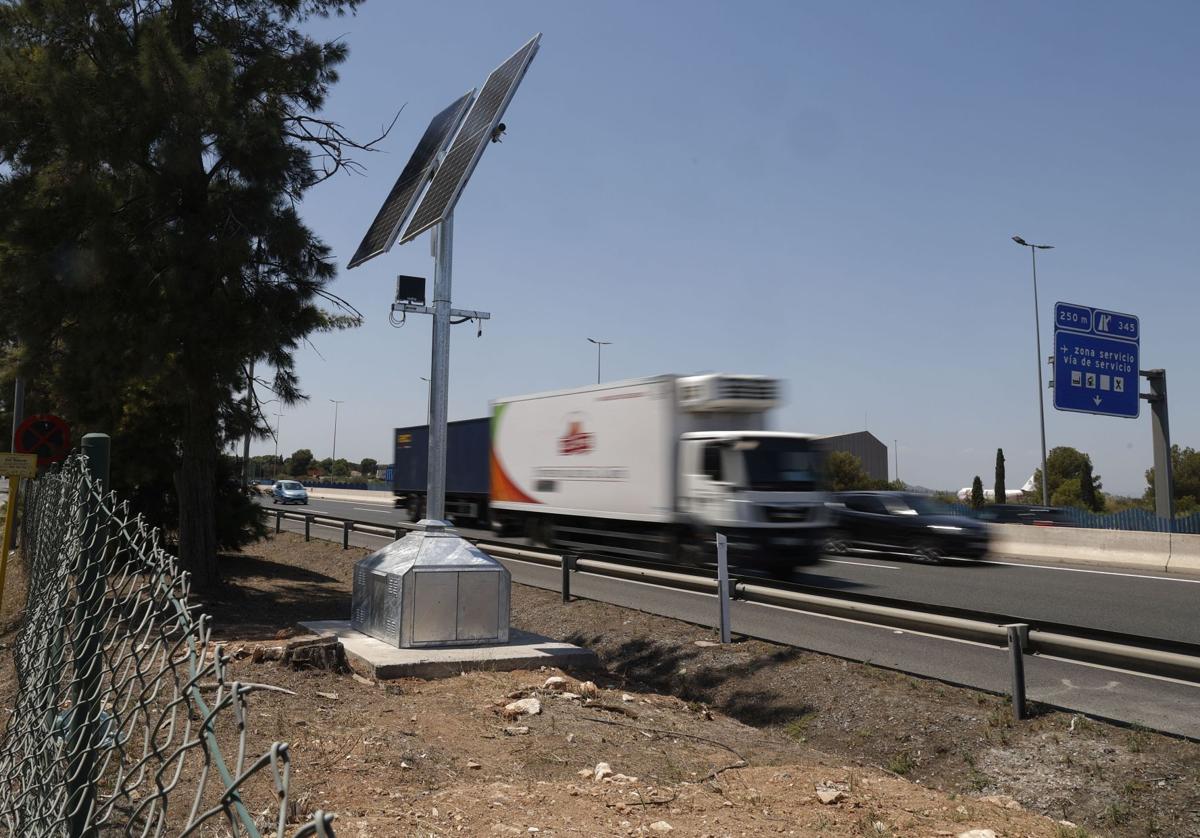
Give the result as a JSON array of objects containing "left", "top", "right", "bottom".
[{"left": 14, "top": 414, "right": 71, "bottom": 467}]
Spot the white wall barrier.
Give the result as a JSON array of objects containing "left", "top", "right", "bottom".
[{"left": 989, "top": 523, "right": 1200, "bottom": 575}]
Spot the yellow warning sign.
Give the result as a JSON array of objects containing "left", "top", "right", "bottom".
[{"left": 0, "top": 452, "right": 37, "bottom": 477}]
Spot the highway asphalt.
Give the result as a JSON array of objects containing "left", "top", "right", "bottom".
[
  {"left": 265, "top": 508, "right": 1200, "bottom": 739},
  {"left": 259, "top": 494, "right": 1200, "bottom": 648}
]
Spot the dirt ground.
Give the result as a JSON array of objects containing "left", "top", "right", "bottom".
[{"left": 4, "top": 531, "right": 1199, "bottom": 836}]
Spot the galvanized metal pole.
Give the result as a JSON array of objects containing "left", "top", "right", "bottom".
[
  {"left": 1030, "top": 247, "right": 1050, "bottom": 506},
  {"left": 330, "top": 399, "right": 343, "bottom": 463},
  {"left": 10, "top": 376, "right": 24, "bottom": 452},
  {"left": 716, "top": 533, "right": 731, "bottom": 644},
  {"left": 426, "top": 215, "right": 454, "bottom": 522},
  {"left": 1141, "top": 370, "right": 1175, "bottom": 527},
  {"left": 68, "top": 433, "right": 111, "bottom": 838}
]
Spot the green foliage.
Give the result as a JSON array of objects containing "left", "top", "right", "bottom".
[
  {"left": 1079, "top": 460, "right": 1102, "bottom": 512},
  {"left": 1146, "top": 445, "right": 1200, "bottom": 514},
  {"left": 1032, "top": 447, "right": 1104, "bottom": 510},
  {"left": 824, "top": 450, "right": 873, "bottom": 491},
  {"left": 287, "top": 448, "right": 314, "bottom": 477},
  {"left": 970, "top": 476, "right": 985, "bottom": 509},
  {"left": 331, "top": 458, "right": 352, "bottom": 477},
  {"left": 994, "top": 448, "right": 1006, "bottom": 504},
  {"left": 0, "top": 0, "right": 369, "bottom": 588},
  {"left": 360, "top": 457, "right": 378, "bottom": 476}
]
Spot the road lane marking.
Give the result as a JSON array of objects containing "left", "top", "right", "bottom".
[
  {"left": 980, "top": 558, "right": 1200, "bottom": 584},
  {"left": 353, "top": 507, "right": 393, "bottom": 514},
  {"left": 305, "top": 496, "right": 393, "bottom": 506},
  {"left": 823, "top": 558, "right": 900, "bottom": 570}
]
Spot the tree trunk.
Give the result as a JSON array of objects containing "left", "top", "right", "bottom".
[{"left": 175, "top": 398, "right": 220, "bottom": 592}]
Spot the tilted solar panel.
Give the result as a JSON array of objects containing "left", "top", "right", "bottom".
[
  {"left": 400, "top": 35, "right": 540, "bottom": 244},
  {"left": 347, "top": 91, "right": 474, "bottom": 269}
]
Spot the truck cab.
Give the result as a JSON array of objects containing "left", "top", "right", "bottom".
[{"left": 679, "top": 431, "right": 828, "bottom": 562}]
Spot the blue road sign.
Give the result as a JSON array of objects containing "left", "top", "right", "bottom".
[{"left": 1053, "top": 302, "right": 1139, "bottom": 419}]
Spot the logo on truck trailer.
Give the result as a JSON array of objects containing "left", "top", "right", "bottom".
[{"left": 558, "top": 415, "right": 594, "bottom": 456}]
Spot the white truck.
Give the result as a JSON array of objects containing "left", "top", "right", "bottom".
[{"left": 489, "top": 374, "right": 828, "bottom": 568}]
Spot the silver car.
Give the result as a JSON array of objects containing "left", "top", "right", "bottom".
[{"left": 272, "top": 480, "right": 309, "bottom": 505}]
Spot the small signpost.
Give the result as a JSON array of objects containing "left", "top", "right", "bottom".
[
  {"left": 1053, "top": 302, "right": 1140, "bottom": 419},
  {"left": 0, "top": 451, "right": 37, "bottom": 609},
  {"left": 14, "top": 414, "right": 72, "bottom": 466}
]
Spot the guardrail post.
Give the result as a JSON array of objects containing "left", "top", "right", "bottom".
[
  {"left": 304, "top": 515, "right": 311, "bottom": 542},
  {"left": 69, "top": 433, "right": 111, "bottom": 838},
  {"left": 1007, "top": 623, "right": 1028, "bottom": 722},
  {"left": 561, "top": 552, "right": 577, "bottom": 603},
  {"left": 716, "top": 533, "right": 731, "bottom": 644},
  {"left": 394, "top": 526, "right": 403, "bottom": 541},
  {"left": 275, "top": 509, "right": 282, "bottom": 534},
  {"left": 342, "top": 520, "right": 351, "bottom": 550}
]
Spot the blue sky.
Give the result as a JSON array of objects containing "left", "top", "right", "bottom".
[{"left": 258, "top": 1, "right": 1199, "bottom": 495}]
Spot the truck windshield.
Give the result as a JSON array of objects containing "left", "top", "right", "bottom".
[{"left": 737, "top": 438, "right": 821, "bottom": 491}]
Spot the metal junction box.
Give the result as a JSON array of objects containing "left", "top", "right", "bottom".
[{"left": 351, "top": 521, "right": 510, "bottom": 648}]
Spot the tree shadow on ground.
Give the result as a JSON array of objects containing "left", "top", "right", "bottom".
[
  {"left": 565, "top": 632, "right": 812, "bottom": 728},
  {"left": 202, "top": 553, "right": 349, "bottom": 641}
]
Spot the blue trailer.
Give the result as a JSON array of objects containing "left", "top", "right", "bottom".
[{"left": 392, "top": 418, "right": 490, "bottom": 523}]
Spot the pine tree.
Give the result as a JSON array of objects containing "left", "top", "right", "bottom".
[
  {"left": 0, "top": 1, "right": 378, "bottom": 589},
  {"left": 971, "top": 476, "right": 985, "bottom": 510},
  {"left": 1080, "top": 460, "right": 1101, "bottom": 512},
  {"left": 994, "top": 448, "right": 1006, "bottom": 505}
]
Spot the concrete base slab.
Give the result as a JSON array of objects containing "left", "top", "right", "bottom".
[{"left": 300, "top": 620, "right": 599, "bottom": 681}]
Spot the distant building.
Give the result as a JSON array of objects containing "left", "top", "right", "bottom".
[{"left": 819, "top": 431, "right": 888, "bottom": 483}]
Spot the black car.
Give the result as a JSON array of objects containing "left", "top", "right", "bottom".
[
  {"left": 827, "top": 491, "right": 990, "bottom": 562},
  {"left": 974, "top": 504, "right": 1076, "bottom": 527}
]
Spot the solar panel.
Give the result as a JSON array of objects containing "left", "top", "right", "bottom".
[
  {"left": 400, "top": 34, "right": 541, "bottom": 244},
  {"left": 347, "top": 91, "right": 475, "bottom": 269}
]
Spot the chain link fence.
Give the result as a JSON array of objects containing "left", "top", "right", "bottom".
[{"left": 0, "top": 443, "right": 336, "bottom": 837}]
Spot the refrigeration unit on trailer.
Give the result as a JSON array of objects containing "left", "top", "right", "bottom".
[{"left": 489, "top": 374, "right": 829, "bottom": 566}]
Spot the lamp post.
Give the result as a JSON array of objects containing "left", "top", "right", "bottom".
[
  {"left": 1012, "top": 236, "right": 1054, "bottom": 505},
  {"left": 329, "top": 399, "right": 344, "bottom": 462},
  {"left": 420, "top": 376, "right": 431, "bottom": 423},
  {"left": 587, "top": 338, "right": 611, "bottom": 385}
]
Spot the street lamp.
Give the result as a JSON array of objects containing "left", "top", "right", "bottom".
[
  {"left": 273, "top": 408, "right": 283, "bottom": 463},
  {"left": 587, "top": 338, "right": 611, "bottom": 385},
  {"left": 1012, "top": 235, "right": 1054, "bottom": 505},
  {"left": 329, "top": 399, "right": 344, "bottom": 462}
]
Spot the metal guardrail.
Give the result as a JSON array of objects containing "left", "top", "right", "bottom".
[{"left": 263, "top": 508, "right": 1200, "bottom": 685}]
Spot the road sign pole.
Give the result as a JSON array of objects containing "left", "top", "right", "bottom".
[
  {"left": 1030, "top": 248, "right": 1050, "bottom": 506},
  {"left": 1140, "top": 369, "right": 1175, "bottom": 528},
  {"left": 425, "top": 215, "right": 454, "bottom": 523},
  {"left": 0, "top": 476, "right": 21, "bottom": 611}
]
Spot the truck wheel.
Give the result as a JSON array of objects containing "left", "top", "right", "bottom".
[
  {"left": 407, "top": 496, "right": 423, "bottom": 523},
  {"left": 526, "top": 517, "right": 555, "bottom": 549},
  {"left": 825, "top": 529, "right": 851, "bottom": 555}
]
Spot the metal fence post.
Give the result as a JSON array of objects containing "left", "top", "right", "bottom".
[
  {"left": 342, "top": 520, "right": 351, "bottom": 550},
  {"left": 275, "top": 509, "right": 282, "bottom": 533},
  {"left": 561, "top": 552, "right": 576, "bottom": 603},
  {"left": 304, "top": 515, "right": 311, "bottom": 542},
  {"left": 68, "top": 433, "right": 110, "bottom": 837},
  {"left": 716, "top": 533, "right": 731, "bottom": 644},
  {"left": 1007, "top": 623, "right": 1028, "bottom": 722}
]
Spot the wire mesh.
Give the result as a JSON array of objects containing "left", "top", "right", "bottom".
[{"left": 0, "top": 454, "right": 336, "bottom": 837}]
